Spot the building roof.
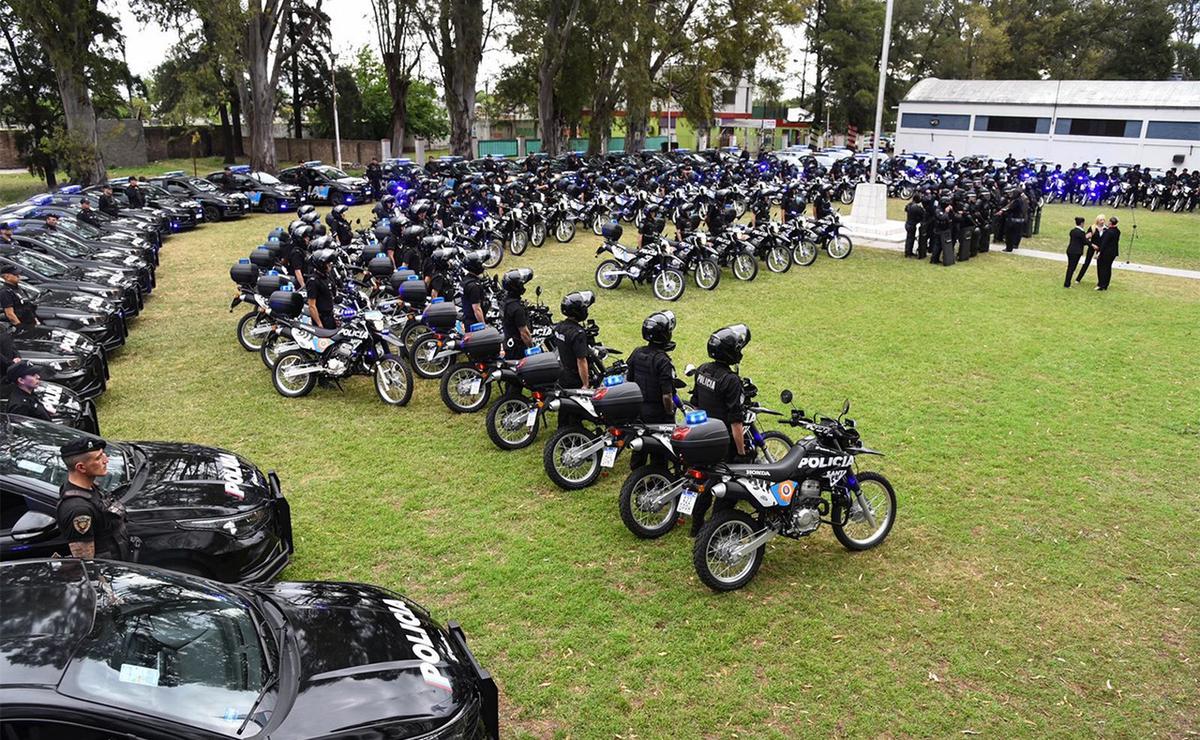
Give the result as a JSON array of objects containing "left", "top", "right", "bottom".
[{"left": 903, "top": 78, "right": 1200, "bottom": 109}]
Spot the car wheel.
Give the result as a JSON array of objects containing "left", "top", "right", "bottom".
[
  {"left": 202, "top": 204, "right": 221, "bottom": 222},
  {"left": 261, "top": 196, "right": 278, "bottom": 213}
]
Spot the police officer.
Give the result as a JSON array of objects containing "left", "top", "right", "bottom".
[
  {"left": 97, "top": 186, "right": 120, "bottom": 217},
  {"left": 997, "top": 187, "right": 1027, "bottom": 252},
  {"left": 459, "top": 251, "right": 487, "bottom": 327},
  {"left": 689, "top": 324, "right": 752, "bottom": 535},
  {"left": 425, "top": 246, "right": 453, "bottom": 299},
  {"left": 43, "top": 213, "right": 61, "bottom": 232},
  {"left": 902, "top": 194, "right": 924, "bottom": 258},
  {"left": 1, "top": 265, "right": 37, "bottom": 327},
  {"left": 626, "top": 311, "right": 678, "bottom": 469},
  {"left": 326, "top": 204, "right": 353, "bottom": 245},
  {"left": 500, "top": 268, "right": 534, "bottom": 358},
  {"left": 5, "top": 361, "right": 51, "bottom": 421},
  {"left": 78, "top": 198, "right": 102, "bottom": 227},
  {"left": 305, "top": 247, "right": 338, "bottom": 329},
  {"left": 366, "top": 158, "right": 383, "bottom": 200},
  {"left": 56, "top": 437, "right": 130, "bottom": 560},
  {"left": 550, "top": 290, "right": 596, "bottom": 430},
  {"left": 0, "top": 222, "right": 14, "bottom": 245},
  {"left": 287, "top": 224, "right": 313, "bottom": 289},
  {"left": 125, "top": 177, "right": 146, "bottom": 208},
  {"left": 813, "top": 186, "right": 834, "bottom": 220}
]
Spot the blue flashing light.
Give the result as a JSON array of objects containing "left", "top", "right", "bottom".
[
  {"left": 340, "top": 306, "right": 357, "bottom": 320},
  {"left": 27, "top": 194, "right": 53, "bottom": 206},
  {"left": 231, "top": 165, "right": 251, "bottom": 174},
  {"left": 406, "top": 274, "right": 420, "bottom": 281},
  {"left": 344, "top": 195, "right": 354, "bottom": 204},
  {"left": 376, "top": 252, "right": 386, "bottom": 258},
  {"left": 685, "top": 410, "right": 709, "bottom": 425},
  {"left": 162, "top": 170, "right": 185, "bottom": 177},
  {"left": 267, "top": 269, "right": 279, "bottom": 275},
  {"left": 281, "top": 284, "right": 294, "bottom": 292},
  {"left": 603, "top": 374, "right": 625, "bottom": 387},
  {"left": 525, "top": 346, "right": 543, "bottom": 356},
  {"left": 238, "top": 258, "right": 250, "bottom": 264},
  {"left": 468, "top": 322, "right": 486, "bottom": 332},
  {"left": 303, "top": 160, "right": 323, "bottom": 167},
  {"left": 170, "top": 221, "right": 181, "bottom": 232},
  {"left": 430, "top": 297, "right": 445, "bottom": 304}
]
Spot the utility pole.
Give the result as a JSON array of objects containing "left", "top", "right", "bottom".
[{"left": 330, "top": 41, "right": 342, "bottom": 170}]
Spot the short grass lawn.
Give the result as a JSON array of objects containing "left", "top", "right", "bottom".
[
  {"left": 885, "top": 199, "right": 1200, "bottom": 272},
  {"left": 94, "top": 206, "right": 1199, "bottom": 737}
]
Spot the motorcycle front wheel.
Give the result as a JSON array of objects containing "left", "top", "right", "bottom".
[
  {"left": 618, "top": 466, "right": 680, "bottom": 539},
  {"left": 694, "top": 259, "right": 721, "bottom": 290},
  {"left": 530, "top": 222, "right": 547, "bottom": 247},
  {"left": 792, "top": 241, "right": 818, "bottom": 266},
  {"left": 412, "top": 336, "right": 452, "bottom": 379},
  {"left": 485, "top": 396, "right": 538, "bottom": 450},
  {"left": 832, "top": 471, "right": 897, "bottom": 551},
  {"left": 509, "top": 230, "right": 529, "bottom": 256},
  {"left": 765, "top": 246, "right": 791, "bottom": 273},
  {"left": 595, "top": 260, "right": 623, "bottom": 289},
  {"left": 272, "top": 350, "right": 318, "bottom": 398},
  {"left": 591, "top": 214, "right": 607, "bottom": 236},
  {"left": 554, "top": 219, "right": 576, "bottom": 243},
  {"left": 839, "top": 188, "right": 855, "bottom": 205},
  {"left": 543, "top": 425, "right": 602, "bottom": 490},
  {"left": 757, "top": 430, "right": 793, "bottom": 463},
  {"left": 732, "top": 254, "right": 758, "bottom": 281},
  {"left": 374, "top": 354, "right": 414, "bottom": 406},
  {"left": 439, "top": 363, "right": 491, "bottom": 413},
  {"left": 693, "top": 509, "right": 766, "bottom": 592},
  {"left": 483, "top": 240, "right": 504, "bottom": 269},
  {"left": 826, "top": 234, "right": 853, "bottom": 259},
  {"left": 653, "top": 269, "right": 685, "bottom": 301}
]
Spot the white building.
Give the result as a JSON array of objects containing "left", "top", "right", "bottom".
[{"left": 895, "top": 78, "right": 1200, "bottom": 169}]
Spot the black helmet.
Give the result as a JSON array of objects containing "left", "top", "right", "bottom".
[
  {"left": 300, "top": 211, "right": 320, "bottom": 224},
  {"left": 381, "top": 194, "right": 396, "bottom": 208},
  {"left": 308, "top": 248, "right": 337, "bottom": 271},
  {"left": 287, "top": 218, "right": 305, "bottom": 233},
  {"left": 642, "top": 310, "right": 675, "bottom": 350},
  {"left": 297, "top": 204, "right": 317, "bottom": 216},
  {"left": 292, "top": 224, "right": 314, "bottom": 241},
  {"left": 721, "top": 205, "right": 736, "bottom": 224},
  {"left": 402, "top": 225, "right": 425, "bottom": 242},
  {"left": 601, "top": 222, "right": 623, "bottom": 242},
  {"left": 501, "top": 267, "right": 533, "bottom": 296},
  {"left": 707, "top": 323, "right": 751, "bottom": 365},
  {"left": 309, "top": 235, "right": 333, "bottom": 251},
  {"left": 560, "top": 290, "right": 595, "bottom": 321},
  {"left": 429, "top": 247, "right": 455, "bottom": 269},
  {"left": 461, "top": 250, "right": 485, "bottom": 275},
  {"left": 331, "top": 204, "right": 350, "bottom": 217},
  {"left": 312, "top": 223, "right": 327, "bottom": 237}
]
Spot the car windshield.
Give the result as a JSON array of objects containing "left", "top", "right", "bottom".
[
  {"left": 58, "top": 564, "right": 277, "bottom": 737},
  {"left": 251, "top": 172, "right": 282, "bottom": 185},
  {"left": 10, "top": 249, "right": 69, "bottom": 277},
  {"left": 187, "top": 177, "right": 218, "bottom": 192},
  {"left": 0, "top": 416, "right": 134, "bottom": 491},
  {"left": 26, "top": 232, "right": 85, "bottom": 257},
  {"left": 313, "top": 165, "right": 349, "bottom": 179}
]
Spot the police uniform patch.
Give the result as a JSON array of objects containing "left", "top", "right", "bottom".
[{"left": 72, "top": 515, "right": 92, "bottom": 535}]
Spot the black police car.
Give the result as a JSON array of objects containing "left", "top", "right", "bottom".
[
  {"left": 149, "top": 171, "right": 251, "bottom": 222},
  {"left": 207, "top": 165, "right": 306, "bottom": 213},
  {"left": 0, "top": 559, "right": 499, "bottom": 739},
  {"left": 277, "top": 160, "right": 371, "bottom": 205},
  {"left": 10, "top": 335, "right": 107, "bottom": 400},
  {"left": 0, "top": 415, "right": 293, "bottom": 583},
  {"left": 7, "top": 281, "right": 127, "bottom": 351},
  {"left": 0, "top": 380, "right": 98, "bottom": 433},
  {"left": 86, "top": 178, "right": 203, "bottom": 233},
  {"left": 13, "top": 230, "right": 155, "bottom": 294},
  {"left": 0, "top": 251, "right": 142, "bottom": 318}
]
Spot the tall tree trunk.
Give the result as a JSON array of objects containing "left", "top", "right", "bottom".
[
  {"left": 55, "top": 68, "right": 107, "bottom": 183},
  {"left": 622, "top": 10, "right": 651, "bottom": 154},
  {"left": 243, "top": 11, "right": 279, "bottom": 173},
  {"left": 227, "top": 78, "right": 246, "bottom": 156},
  {"left": 537, "top": 61, "right": 559, "bottom": 155},
  {"left": 447, "top": 0, "right": 484, "bottom": 157},
  {"left": 290, "top": 20, "right": 302, "bottom": 138},
  {"left": 389, "top": 78, "right": 411, "bottom": 154},
  {"left": 218, "top": 101, "right": 236, "bottom": 163}
]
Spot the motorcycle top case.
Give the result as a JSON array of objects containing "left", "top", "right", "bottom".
[
  {"left": 230, "top": 261, "right": 259, "bottom": 287},
  {"left": 420, "top": 300, "right": 460, "bottom": 330},
  {"left": 249, "top": 247, "right": 276, "bottom": 269},
  {"left": 367, "top": 255, "right": 394, "bottom": 278},
  {"left": 260, "top": 242, "right": 283, "bottom": 260},
  {"left": 515, "top": 350, "right": 561, "bottom": 389},
  {"left": 256, "top": 272, "right": 291, "bottom": 297},
  {"left": 461, "top": 325, "right": 503, "bottom": 361},
  {"left": 397, "top": 277, "right": 428, "bottom": 308},
  {"left": 592, "top": 381, "right": 643, "bottom": 424},
  {"left": 390, "top": 268, "right": 417, "bottom": 291},
  {"left": 268, "top": 288, "right": 305, "bottom": 318},
  {"left": 672, "top": 418, "right": 730, "bottom": 465}
]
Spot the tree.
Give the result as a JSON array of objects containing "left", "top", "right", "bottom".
[
  {"left": 6, "top": 0, "right": 122, "bottom": 183},
  {"left": 534, "top": 0, "right": 582, "bottom": 154},
  {"left": 0, "top": 5, "right": 62, "bottom": 187},
  {"left": 418, "top": 0, "right": 493, "bottom": 157},
  {"left": 371, "top": 0, "right": 424, "bottom": 153},
  {"left": 283, "top": 2, "right": 330, "bottom": 139}
]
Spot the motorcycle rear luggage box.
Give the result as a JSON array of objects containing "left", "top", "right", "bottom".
[
  {"left": 249, "top": 247, "right": 275, "bottom": 269},
  {"left": 593, "top": 381, "right": 643, "bottom": 424},
  {"left": 367, "top": 255, "right": 394, "bottom": 278},
  {"left": 230, "top": 261, "right": 259, "bottom": 287},
  {"left": 516, "top": 351, "right": 561, "bottom": 389},
  {"left": 256, "top": 272, "right": 290, "bottom": 297},
  {"left": 461, "top": 325, "right": 502, "bottom": 360},
  {"left": 673, "top": 419, "right": 730, "bottom": 465},
  {"left": 268, "top": 288, "right": 305, "bottom": 318},
  {"left": 397, "top": 276, "right": 428, "bottom": 307},
  {"left": 421, "top": 301, "right": 460, "bottom": 330},
  {"left": 390, "top": 269, "right": 417, "bottom": 291}
]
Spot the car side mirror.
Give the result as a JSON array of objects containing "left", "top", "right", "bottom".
[
  {"left": 780, "top": 389, "right": 793, "bottom": 405},
  {"left": 12, "top": 511, "right": 56, "bottom": 542}
]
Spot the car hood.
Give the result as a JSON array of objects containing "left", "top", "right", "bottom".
[
  {"left": 267, "top": 581, "right": 476, "bottom": 737},
  {"left": 336, "top": 176, "right": 368, "bottom": 189},
  {"left": 15, "top": 325, "right": 99, "bottom": 354},
  {"left": 10, "top": 336, "right": 96, "bottom": 363},
  {"left": 32, "top": 289, "right": 118, "bottom": 315},
  {"left": 122, "top": 441, "right": 272, "bottom": 517}
]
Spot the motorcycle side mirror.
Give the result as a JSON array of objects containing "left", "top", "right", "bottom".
[
  {"left": 536, "top": 285, "right": 542, "bottom": 297},
  {"left": 12, "top": 511, "right": 56, "bottom": 542},
  {"left": 841, "top": 398, "right": 851, "bottom": 417},
  {"left": 683, "top": 363, "right": 696, "bottom": 377},
  {"left": 780, "top": 389, "right": 793, "bottom": 405},
  {"left": 673, "top": 378, "right": 687, "bottom": 389}
]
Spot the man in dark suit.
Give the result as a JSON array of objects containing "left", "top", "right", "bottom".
[
  {"left": 1064, "top": 217, "right": 1086, "bottom": 288},
  {"left": 1095, "top": 216, "right": 1121, "bottom": 291}
]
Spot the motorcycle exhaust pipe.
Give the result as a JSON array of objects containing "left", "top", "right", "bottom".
[{"left": 280, "top": 364, "right": 326, "bottom": 379}]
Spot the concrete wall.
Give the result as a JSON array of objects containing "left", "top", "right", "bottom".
[
  {"left": 246, "top": 137, "right": 383, "bottom": 167},
  {"left": 0, "top": 130, "right": 21, "bottom": 169},
  {"left": 895, "top": 100, "right": 1200, "bottom": 168},
  {"left": 97, "top": 119, "right": 147, "bottom": 168}
]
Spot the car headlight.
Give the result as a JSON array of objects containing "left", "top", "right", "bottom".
[{"left": 179, "top": 506, "right": 271, "bottom": 538}]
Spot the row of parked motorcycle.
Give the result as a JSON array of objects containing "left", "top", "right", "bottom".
[{"left": 0, "top": 181, "right": 210, "bottom": 432}]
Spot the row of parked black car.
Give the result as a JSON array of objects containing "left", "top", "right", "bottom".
[{"left": 1, "top": 173, "right": 498, "bottom": 738}]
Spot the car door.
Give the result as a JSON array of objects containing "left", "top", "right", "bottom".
[{"left": 0, "top": 480, "right": 67, "bottom": 561}]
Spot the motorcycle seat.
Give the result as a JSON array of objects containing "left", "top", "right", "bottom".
[
  {"left": 724, "top": 442, "right": 812, "bottom": 482},
  {"left": 307, "top": 325, "right": 341, "bottom": 338}
]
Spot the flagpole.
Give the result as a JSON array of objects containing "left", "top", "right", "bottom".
[{"left": 869, "top": 0, "right": 894, "bottom": 184}]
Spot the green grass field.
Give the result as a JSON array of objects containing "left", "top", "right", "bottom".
[{"left": 87, "top": 206, "right": 1200, "bottom": 737}]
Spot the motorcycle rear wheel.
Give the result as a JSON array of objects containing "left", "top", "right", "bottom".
[
  {"left": 440, "top": 363, "right": 491, "bottom": 413},
  {"left": 401, "top": 321, "right": 430, "bottom": 356},
  {"left": 653, "top": 269, "right": 685, "bottom": 301},
  {"left": 618, "top": 466, "right": 680, "bottom": 539},
  {"left": 694, "top": 260, "right": 721, "bottom": 290},
  {"left": 374, "top": 355, "right": 414, "bottom": 406},
  {"left": 543, "top": 425, "right": 602, "bottom": 490},
  {"left": 237, "top": 310, "right": 268, "bottom": 352},
  {"left": 260, "top": 333, "right": 292, "bottom": 370},
  {"left": 486, "top": 396, "right": 538, "bottom": 450},
  {"left": 272, "top": 350, "right": 318, "bottom": 398},
  {"left": 412, "top": 336, "right": 452, "bottom": 379},
  {"left": 693, "top": 509, "right": 766, "bottom": 592},
  {"left": 595, "top": 260, "right": 623, "bottom": 289}
]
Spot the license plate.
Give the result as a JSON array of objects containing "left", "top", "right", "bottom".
[
  {"left": 468, "top": 378, "right": 482, "bottom": 395},
  {"left": 526, "top": 407, "right": 539, "bottom": 428},
  {"left": 600, "top": 446, "right": 618, "bottom": 468},
  {"left": 677, "top": 490, "right": 698, "bottom": 515}
]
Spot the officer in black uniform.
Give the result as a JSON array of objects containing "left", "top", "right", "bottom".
[
  {"left": 459, "top": 251, "right": 487, "bottom": 327},
  {"left": 813, "top": 187, "right": 834, "bottom": 220},
  {"left": 1, "top": 265, "right": 37, "bottom": 327},
  {"left": 56, "top": 436, "right": 130, "bottom": 560},
  {"left": 550, "top": 291, "right": 595, "bottom": 430},
  {"left": 97, "top": 186, "right": 120, "bottom": 218},
  {"left": 305, "top": 248, "right": 338, "bottom": 330},
  {"left": 689, "top": 324, "right": 752, "bottom": 535},
  {"left": 287, "top": 224, "right": 312, "bottom": 289},
  {"left": 903, "top": 194, "right": 924, "bottom": 258},
  {"left": 366, "top": 158, "right": 383, "bottom": 200},
  {"left": 0, "top": 222, "right": 14, "bottom": 245},
  {"left": 4, "top": 361, "right": 51, "bottom": 421},
  {"left": 326, "top": 205, "right": 353, "bottom": 245},
  {"left": 78, "top": 199, "right": 102, "bottom": 227},
  {"left": 626, "top": 311, "right": 678, "bottom": 470},
  {"left": 425, "top": 247, "right": 453, "bottom": 299},
  {"left": 998, "top": 187, "right": 1027, "bottom": 251},
  {"left": 499, "top": 268, "right": 534, "bottom": 358},
  {"left": 125, "top": 178, "right": 146, "bottom": 208}
]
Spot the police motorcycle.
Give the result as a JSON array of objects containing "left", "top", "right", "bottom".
[
  {"left": 791, "top": 212, "right": 852, "bottom": 266},
  {"left": 709, "top": 220, "right": 760, "bottom": 282},
  {"left": 674, "top": 391, "right": 895, "bottom": 591},
  {"left": 743, "top": 220, "right": 794, "bottom": 274},
  {"left": 593, "top": 224, "right": 687, "bottom": 302},
  {"left": 617, "top": 370, "right": 792, "bottom": 540},
  {"left": 449, "top": 209, "right": 505, "bottom": 269},
  {"left": 666, "top": 227, "right": 723, "bottom": 291}
]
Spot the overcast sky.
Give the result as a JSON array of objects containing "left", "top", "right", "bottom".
[{"left": 114, "top": 0, "right": 814, "bottom": 101}]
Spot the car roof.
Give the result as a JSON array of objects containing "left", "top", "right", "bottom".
[{"left": 0, "top": 559, "right": 96, "bottom": 687}]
